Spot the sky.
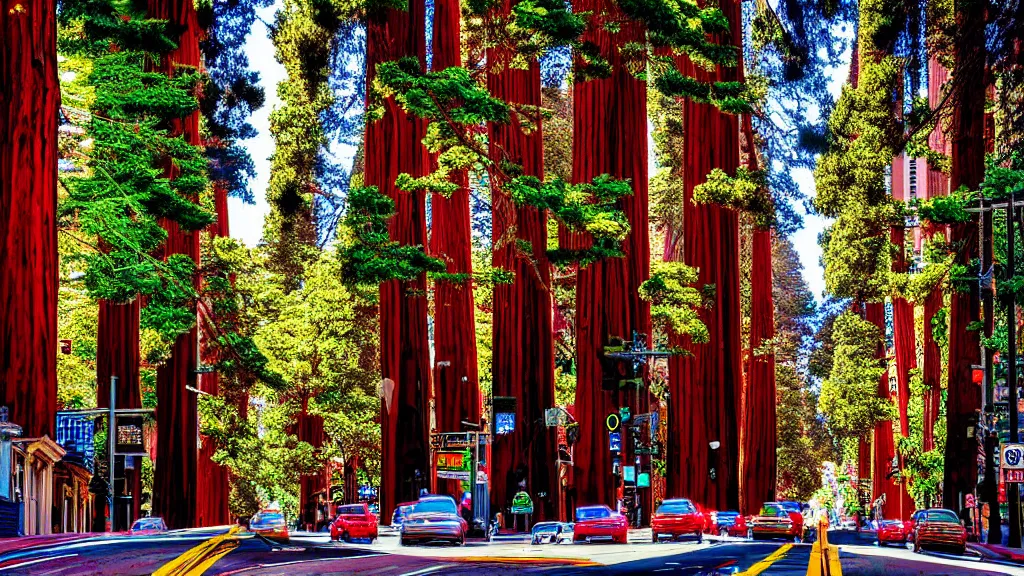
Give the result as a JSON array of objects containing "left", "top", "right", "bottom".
[{"left": 232, "top": 3, "right": 835, "bottom": 301}]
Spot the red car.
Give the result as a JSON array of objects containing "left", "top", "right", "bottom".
[
  {"left": 911, "top": 508, "right": 967, "bottom": 555},
  {"left": 877, "top": 519, "right": 909, "bottom": 545},
  {"left": 751, "top": 502, "right": 803, "bottom": 541},
  {"left": 573, "top": 505, "right": 628, "bottom": 544},
  {"left": 652, "top": 499, "right": 704, "bottom": 543},
  {"left": 713, "top": 511, "right": 750, "bottom": 538},
  {"left": 330, "top": 503, "right": 379, "bottom": 542}
]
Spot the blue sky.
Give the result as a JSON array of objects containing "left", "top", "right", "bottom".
[{"left": 232, "top": 2, "right": 834, "bottom": 301}]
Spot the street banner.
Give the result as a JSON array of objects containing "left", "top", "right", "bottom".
[{"left": 1002, "top": 443, "right": 1024, "bottom": 483}]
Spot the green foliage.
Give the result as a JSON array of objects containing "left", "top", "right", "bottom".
[
  {"left": 337, "top": 186, "right": 446, "bottom": 289},
  {"left": 692, "top": 167, "right": 775, "bottom": 228},
  {"left": 818, "top": 311, "right": 896, "bottom": 441},
  {"left": 897, "top": 369, "right": 945, "bottom": 507},
  {"left": 59, "top": 2, "right": 214, "bottom": 346},
  {"left": 638, "top": 262, "right": 708, "bottom": 344},
  {"left": 820, "top": 205, "right": 900, "bottom": 302},
  {"left": 915, "top": 187, "right": 976, "bottom": 224}
]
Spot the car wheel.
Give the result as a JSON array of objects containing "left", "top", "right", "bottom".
[
  {"left": 400, "top": 537, "right": 409, "bottom": 547},
  {"left": 957, "top": 546, "right": 966, "bottom": 556},
  {"left": 912, "top": 537, "right": 921, "bottom": 553},
  {"left": 342, "top": 532, "right": 350, "bottom": 543},
  {"left": 747, "top": 528, "right": 753, "bottom": 540},
  {"left": 651, "top": 532, "right": 659, "bottom": 543},
  {"left": 696, "top": 531, "right": 704, "bottom": 544},
  {"left": 615, "top": 534, "right": 627, "bottom": 544},
  {"left": 719, "top": 528, "right": 728, "bottom": 537}
]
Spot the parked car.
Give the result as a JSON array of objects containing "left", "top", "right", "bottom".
[
  {"left": 573, "top": 505, "right": 628, "bottom": 544},
  {"left": 128, "top": 517, "right": 167, "bottom": 536},
  {"left": 695, "top": 505, "right": 714, "bottom": 533},
  {"left": 250, "top": 508, "right": 289, "bottom": 542},
  {"left": 330, "top": 503, "right": 378, "bottom": 542},
  {"left": 400, "top": 495, "right": 468, "bottom": 546},
  {"left": 751, "top": 502, "right": 803, "bottom": 542},
  {"left": 391, "top": 501, "right": 418, "bottom": 527},
  {"left": 877, "top": 519, "right": 909, "bottom": 546},
  {"left": 911, "top": 508, "right": 967, "bottom": 555},
  {"left": 531, "top": 521, "right": 574, "bottom": 544},
  {"left": 651, "top": 499, "right": 704, "bottom": 543},
  {"left": 713, "top": 511, "right": 750, "bottom": 538}
]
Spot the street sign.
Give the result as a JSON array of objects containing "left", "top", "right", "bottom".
[
  {"left": 623, "top": 465, "right": 635, "bottom": 483},
  {"left": 1005, "top": 469, "right": 1024, "bottom": 483},
  {"left": 606, "top": 413, "right": 621, "bottom": 432},
  {"left": 495, "top": 412, "right": 516, "bottom": 435},
  {"left": 637, "top": 472, "right": 650, "bottom": 488},
  {"left": 436, "top": 450, "right": 472, "bottom": 481},
  {"left": 609, "top": 432, "right": 621, "bottom": 452},
  {"left": 115, "top": 416, "right": 146, "bottom": 455},
  {"left": 1002, "top": 443, "right": 1024, "bottom": 469},
  {"left": 619, "top": 407, "right": 631, "bottom": 423}
]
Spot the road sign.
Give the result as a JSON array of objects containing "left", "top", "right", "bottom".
[
  {"left": 623, "top": 465, "right": 635, "bottom": 483},
  {"left": 606, "top": 413, "right": 621, "bottom": 432},
  {"left": 1002, "top": 443, "right": 1024, "bottom": 469},
  {"left": 436, "top": 450, "right": 472, "bottom": 481},
  {"left": 609, "top": 432, "right": 622, "bottom": 452},
  {"left": 115, "top": 416, "right": 146, "bottom": 456}
]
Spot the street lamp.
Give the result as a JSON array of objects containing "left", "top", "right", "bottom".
[{"left": 709, "top": 441, "right": 720, "bottom": 481}]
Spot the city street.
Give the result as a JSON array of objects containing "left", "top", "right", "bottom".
[{"left": 1, "top": 528, "right": 1022, "bottom": 575}]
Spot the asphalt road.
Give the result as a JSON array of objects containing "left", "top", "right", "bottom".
[{"left": 1, "top": 529, "right": 1022, "bottom": 575}]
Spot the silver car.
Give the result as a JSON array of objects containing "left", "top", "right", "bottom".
[
  {"left": 531, "top": 521, "right": 574, "bottom": 544},
  {"left": 400, "top": 495, "right": 468, "bottom": 546}
]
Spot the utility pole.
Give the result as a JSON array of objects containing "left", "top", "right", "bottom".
[
  {"left": 109, "top": 376, "right": 117, "bottom": 531},
  {"left": 1008, "top": 192, "right": 1021, "bottom": 548},
  {"left": 982, "top": 201, "right": 1002, "bottom": 543}
]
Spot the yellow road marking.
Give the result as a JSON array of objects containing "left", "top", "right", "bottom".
[
  {"left": 737, "top": 543, "right": 794, "bottom": 576},
  {"left": 153, "top": 526, "right": 242, "bottom": 576}
]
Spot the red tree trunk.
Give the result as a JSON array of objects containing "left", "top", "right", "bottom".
[
  {"left": 943, "top": 2, "right": 986, "bottom": 512},
  {"left": 0, "top": 0, "right": 58, "bottom": 441},
  {"left": 564, "top": 0, "right": 651, "bottom": 519},
  {"left": 366, "top": 0, "right": 431, "bottom": 524},
  {"left": 921, "top": 58, "right": 949, "bottom": 452},
  {"left": 96, "top": 300, "right": 143, "bottom": 529},
  {"left": 344, "top": 453, "right": 360, "bottom": 504},
  {"left": 488, "top": 9, "right": 557, "bottom": 521},
  {"left": 665, "top": 0, "right": 742, "bottom": 512},
  {"left": 297, "top": 396, "right": 327, "bottom": 529},
  {"left": 148, "top": 0, "right": 201, "bottom": 529},
  {"left": 195, "top": 181, "right": 231, "bottom": 527},
  {"left": 430, "top": 0, "right": 480, "bottom": 436},
  {"left": 889, "top": 167, "right": 916, "bottom": 519},
  {"left": 742, "top": 228, "right": 776, "bottom": 514}
]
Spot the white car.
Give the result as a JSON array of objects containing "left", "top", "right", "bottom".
[{"left": 531, "top": 521, "right": 574, "bottom": 544}]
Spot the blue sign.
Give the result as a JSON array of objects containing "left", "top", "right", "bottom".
[
  {"left": 609, "top": 432, "right": 621, "bottom": 452},
  {"left": 495, "top": 412, "right": 516, "bottom": 435},
  {"left": 56, "top": 413, "right": 95, "bottom": 472}
]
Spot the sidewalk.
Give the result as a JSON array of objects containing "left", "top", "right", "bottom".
[{"left": 969, "top": 543, "right": 1024, "bottom": 566}]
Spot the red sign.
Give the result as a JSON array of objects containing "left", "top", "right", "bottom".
[
  {"left": 435, "top": 451, "right": 466, "bottom": 471},
  {"left": 1003, "top": 469, "right": 1024, "bottom": 483}
]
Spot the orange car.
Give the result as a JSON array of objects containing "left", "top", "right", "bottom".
[
  {"left": 911, "top": 509, "right": 967, "bottom": 555},
  {"left": 250, "top": 509, "right": 289, "bottom": 542}
]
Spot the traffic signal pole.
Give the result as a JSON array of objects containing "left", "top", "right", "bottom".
[
  {"left": 1007, "top": 193, "right": 1021, "bottom": 548},
  {"left": 109, "top": 376, "right": 117, "bottom": 531}
]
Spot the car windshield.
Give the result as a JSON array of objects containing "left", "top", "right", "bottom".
[
  {"left": 760, "top": 504, "right": 785, "bottom": 517},
  {"left": 533, "top": 523, "right": 558, "bottom": 533},
  {"left": 657, "top": 501, "right": 695, "bottom": 514},
  {"left": 251, "top": 512, "right": 284, "bottom": 528},
  {"left": 414, "top": 499, "right": 457, "bottom": 515},
  {"left": 131, "top": 518, "right": 163, "bottom": 531},
  {"left": 337, "top": 505, "right": 365, "bottom": 515},
  {"left": 577, "top": 507, "right": 611, "bottom": 520},
  {"left": 925, "top": 510, "right": 959, "bottom": 523}
]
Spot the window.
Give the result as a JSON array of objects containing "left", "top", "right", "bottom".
[
  {"left": 577, "top": 507, "right": 611, "bottom": 520},
  {"left": 760, "top": 504, "right": 785, "bottom": 517},
  {"left": 657, "top": 501, "right": 695, "bottom": 514},
  {"left": 337, "top": 505, "right": 365, "bottom": 516},
  {"left": 925, "top": 510, "right": 959, "bottom": 523},
  {"left": 414, "top": 498, "right": 457, "bottom": 515}
]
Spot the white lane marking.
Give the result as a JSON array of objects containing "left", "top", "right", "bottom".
[
  {"left": 400, "top": 564, "right": 455, "bottom": 576},
  {"left": 0, "top": 553, "right": 78, "bottom": 572}
]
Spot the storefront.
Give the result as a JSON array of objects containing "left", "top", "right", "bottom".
[
  {"left": 11, "top": 436, "right": 66, "bottom": 535},
  {"left": 52, "top": 459, "right": 93, "bottom": 533}
]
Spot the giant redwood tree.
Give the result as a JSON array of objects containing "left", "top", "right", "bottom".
[
  {"left": 1, "top": 0, "right": 59, "bottom": 440},
  {"left": 431, "top": 0, "right": 480, "bottom": 438},
  {"left": 486, "top": 4, "right": 558, "bottom": 521},
  {"left": 366, "top": 0, "right": 432, "bottom": 521},
  {"left": 566, "top": 0, "right": 652, "bottom": 515},
  {"left": 147, "top": 0, "right": 203, "bottom": 529}
]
